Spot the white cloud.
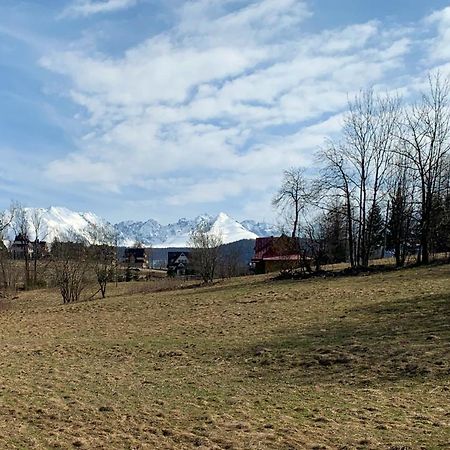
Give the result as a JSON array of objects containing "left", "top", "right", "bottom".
[
  {"left": 427, "top": 6, "right": 450, "bottom": 62},
  {"left": 41, "top": 38, "right": 265, "bottom": 108},
  {"left": 40, "top": 0, "right": 450, "bottom": 219},
  {"left": 177, "top": 0, "right": 311, "bottom": 45},
  {"left": 62, "top": 0, "right": 139, "bottom": 18}
]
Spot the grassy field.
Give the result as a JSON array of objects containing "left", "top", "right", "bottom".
[{"left": 0, "top": 264, "right": 449, "bottom": 449}]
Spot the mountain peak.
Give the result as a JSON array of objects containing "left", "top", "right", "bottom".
[
  {"left": 2, "top": 206, "right": 276, "bottom": 247},
  {"left": 215, "top": 211, "right": 232, "bottom": 221},
  {"left": 209, "top": 213, "right": 258, "bottom": 243}
]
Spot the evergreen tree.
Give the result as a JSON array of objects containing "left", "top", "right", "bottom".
[
  {"left": 367, "top": 204, "right": 385, "bottom": 257},
  {"left": 322, "top": 205, "right": 347, "bottom": 263}
]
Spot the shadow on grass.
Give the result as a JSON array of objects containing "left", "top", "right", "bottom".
[{"left": 236, "top": 291, "right": 450, "bottom": 386}]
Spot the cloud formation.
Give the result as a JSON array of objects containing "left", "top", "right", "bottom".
[
  {"left": 62, "top": 0, "right": 139, "bottom": 17},
  {"left": 37, "top": 0, "right": 450, "bottom": 220},
  {"left": 427, "top": 6, "right": 450, "bottom": 62}
]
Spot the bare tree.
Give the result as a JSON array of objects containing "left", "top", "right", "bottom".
[
  {"left": 188, "top": 224, "right": 223, "bottom": 283},
  {"left": 0, "top": 205, "right": 14, "bottom": 237},
  {"left": 86, "top": 223, "right": 117, "bottom": 298},
  {"left": 303, "top": 219, "right": 327, "bottom": 272},
  {"left": 386, "top": 158, "right": 417, "bottom": 267},
  {"left": 396, "top": 73, "right": 450, "bottom": 264},
  {"left": 317, "top": 90, "right": 400, "bottom": 268},
  {"left": 342, "top": 90, "right": 400, "bottom": 267},
  {"left": 12, "top": 204, "right": 32, "bottom": 289},
  {"left": 52, "top": 239, "right": 90, "bottom": 304},
  {"left": 321, "top": 201, "right": 348, "bottom": 264},
  {"left": 305, "top": 203, "right": 348, "bottom": 267},
  {"left": 432, "top": 155, "right": 450, "bottom": 257},
  {"left": 0, "top": 205, "right": 17, "bottom": 292},
  {"left": 30, "top": 209, "right": 48, "bottom": 286},
  {"left": 317, "top": 142, "right": 357, "bottom": 267},
  {"left": 272, "top": 167, "right": 309, "bottom": 238}
]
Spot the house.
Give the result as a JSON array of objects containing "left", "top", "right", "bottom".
[
  {"left": 123, "top": 247, "right": 148, "bottom": 269},
  {"left": 10, "top": 234, "right": 48, "bottom": 260},
  {"left": 251, "top": 235, "right": 303, "bottom": 274},
  {"left": 10, "top": 234, "right": 33, "bottom": 260},
  {"left": 167, "top": 251, "right": 191, "bottom": 276}
]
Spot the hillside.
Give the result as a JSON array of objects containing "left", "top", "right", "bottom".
[{"left": 0, "top": 265, "right": 449, "bottom": 448}]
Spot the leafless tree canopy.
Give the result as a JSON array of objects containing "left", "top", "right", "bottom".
[
  {"left": 52, "top": 240, "right": 91, "bottom": 304},
  {"left": 12, "top": 204, "right": 32, "bottom": 289},
  {"left": 272, "top": 167, "right": 310, "bottom": 238},
  {"left": 276, "top": 73, "right": 450, "bottom": 270},
  {"left": 395, "top": 73, "right": 450, "bottom": 264},
  {"left": 85, "top": 223, "right": 118, "bottom": 298},
  {"left": 188, "top": 224, "right": 223, "bottom": 283},
  {"left": 0, "top": 205, "right": 18, "bottom": 292}
]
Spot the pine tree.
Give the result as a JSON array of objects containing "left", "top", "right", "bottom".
[{"left": 367, "top": 204, "right": 385, "bottom": 258}]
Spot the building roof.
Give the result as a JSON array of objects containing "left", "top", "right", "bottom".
[
  {"left": 168, "top": 251, "right": 191, "bottom": 266},
  {"left": 125, "top": 247, "right": 146, "bottom": 258},
  {"left": 12, "top": 234, "right": 31, "bottom": 244},
  {"left": 252, "top": 236, "right": 301, "bottom": 261}
]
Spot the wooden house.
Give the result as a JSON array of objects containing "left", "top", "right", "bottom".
[
  {"left": 10, "top": 234, "right": 48, "bottom": 260},
  {"left": 10, "top": 234, "right": 33, "bottom": 260},
  {"left": 123, "top": 247, "right": 148, "bottom": 269},
  {"left": 251, "top": 235, "right": 302, "bottom": 274},
  {"left": 167, "top": 251, "right": 191, "bottom": 276}
]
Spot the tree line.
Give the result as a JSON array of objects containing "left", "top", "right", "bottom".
[
  {"left": 2, "top": 74, "right": 449, "bottom": 298},
  {"left": 273, "top": 73, "right": 450, "bottom": 270},
  {"left": 0, "top": 205, "right": 248, "bottom": 303},
  {"left": 0, "top": 204, "right": 118, "bottom": 303}
]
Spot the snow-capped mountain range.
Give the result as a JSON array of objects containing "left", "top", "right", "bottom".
[{"left": 2, "top": 207, "right": 278, "bottom": 248}]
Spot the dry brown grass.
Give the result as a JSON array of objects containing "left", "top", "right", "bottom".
[{"left": 1, "top": 265, "right": 449, "bottom": 449}]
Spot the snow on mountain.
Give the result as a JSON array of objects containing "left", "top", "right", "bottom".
[
  {"left": 209, "top": 213, "right": 258, "bottom": 244},
  {"left": 115, "top": 213, "right": 259, "bottom": 247},
  {"left": 241, "top": 220, "right": 280, "bottom": 237},
  {"left": 114, "top": 214, "right": 214, "bottom": 247},
  {"left": 2, "top": 206, "right": 109, "bottom": 244},
  {"left": 2, "top": 207, "right": 276, "bottom": 247},
  {"left": 114, "top": 218, "right": 163, "bottom": 247},
  {"left": 157, "top": 214, "right": 213, "bottom": 248}
]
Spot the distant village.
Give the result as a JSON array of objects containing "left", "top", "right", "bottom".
[{"left": 6, "top": 231, "right": 326, "bottom": 278}]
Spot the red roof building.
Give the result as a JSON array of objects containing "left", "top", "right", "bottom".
[{"left": 251, "top": 235, "right": 302, "bottom": 274}]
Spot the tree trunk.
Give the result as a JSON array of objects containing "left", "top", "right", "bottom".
[
  {"left": 345, "top": 192, "right": 355, "bottom": 268},
  {"left": 291, "top": 205, "right": 299, "bottom": 238}
]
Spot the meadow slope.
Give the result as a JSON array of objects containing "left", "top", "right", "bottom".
[{"left": 0, "top": 265, "right": 449, "bottom": 449}]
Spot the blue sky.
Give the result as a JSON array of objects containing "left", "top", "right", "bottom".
[{"left": 1, "top": 0, "right": 450, "bottom": 224}]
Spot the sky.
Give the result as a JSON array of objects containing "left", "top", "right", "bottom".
[{"left": 1, "top": 0, "right": 450, "bottom": 224}]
